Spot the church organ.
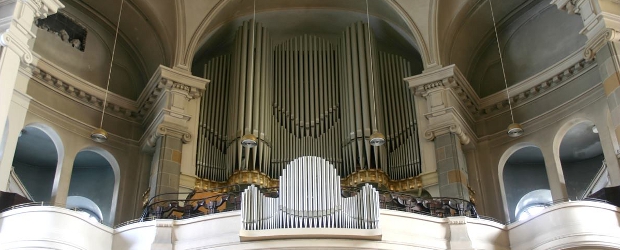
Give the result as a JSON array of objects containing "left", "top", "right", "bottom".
[{"left": 196, "top": 20, "right": 421, "bottom": 185}]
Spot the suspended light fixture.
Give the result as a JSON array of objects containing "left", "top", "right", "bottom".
[
  {"left": 240, "top": 0, "right": 258, "bottom": 148},
  {"left": 366, "top": 0, "right": 386, "bottom": 146},
  {"left": 90, "top": 0, "right": 124, "bottom": 143},
  {"left": 489, "top": 0, "right": 523, "bottom": 138}
]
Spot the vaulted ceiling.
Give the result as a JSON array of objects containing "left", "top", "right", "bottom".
[{"left": 54, "top": 0, "right": 586, "bottom": 99}]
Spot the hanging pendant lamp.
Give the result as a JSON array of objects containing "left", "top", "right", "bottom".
[
  {"left": 489, "top": 0, "right": 524, "bottom": 138},
  {"left": 90, "top": 0, "right": 125, "bottom": 143},
  {"left": 366, "top": 0, "right": 386, "bottom": 147}
]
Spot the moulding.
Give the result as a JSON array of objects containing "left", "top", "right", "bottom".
[
  {"left": 27, "top": 99, "right": 139, "bottom": 150},
  {"left": 478, "top": 58, "right": 595, "bottom": 117},
  {"left": 25, "top": 63, "right": 141, "bottom": 123},
  {"left": 484, "top": 79, "right": 604, "bottom": 147},
  {"left": 406, "top": 50, "right": 598, "bottom": 126}
]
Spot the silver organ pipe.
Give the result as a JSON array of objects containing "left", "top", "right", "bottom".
[
  {"left": 226, "top": 19, "right": 273, "bottom": 173},
  {"left": 378, "top": 52, "right": 422, "bottom": 180},
  {"left": 197, "top": 55, "right": 230, "bottom": 181},
  {"left": 241, "top": 156, "right": 379, "bottom": 230},
  {"left": 339, "top": 22, "right": 386, "bottom": 176},
  {"left": 270, "top": 35, "right": 341, "bottom": 178}
]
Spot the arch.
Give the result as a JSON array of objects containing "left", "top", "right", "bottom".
[
  {"left": 498, "top": 142, "right": 542, "bottom": 222},
  {"left": 554, "top": 118, "right": 606, "bottom": 200},
  {"left": 182, "top": 0, "right": 433, "bottom": 70},
  {"left": 70, "top": 146, "right": 120, "bottom": 226},
  {"left": 13, "top": 123, "right": 64, "bottom": 202}
]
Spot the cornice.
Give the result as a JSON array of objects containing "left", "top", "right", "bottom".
[
  {"left": 136, "top": 66, "right": 209, "bottom": 123},
  {"left": 23, "top": 57, "right": 210, "bottom": 127},
  {"left": 478, "top": 56, "right": 595, "bottom": 118},
  {"left": 406, "top": 48, "right": 597, "bottom": 124},
  {"left": 406, "top": 64, "right": 480, "bottom": 112},
  {"left": 25, "top": 57, "right": 141, "bottom": 123}
]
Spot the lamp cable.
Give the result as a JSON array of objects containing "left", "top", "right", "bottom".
[
  {"left": 99, "top": 0, "right": 124, "bottom": 129},
  {"left": 489, "top": 0, "right": 515, "bottom": 124}
]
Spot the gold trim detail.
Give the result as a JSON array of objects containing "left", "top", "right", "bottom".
[{"left": 195, "top": 169, "right": 435, "bottom": 193}]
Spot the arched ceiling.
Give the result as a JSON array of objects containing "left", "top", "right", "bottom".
[
  {"left": 438, "top": 0, "right": 586, "bottom": 98},
  {"left": 191, "top": 8, "right": 422, "bottom": 73},
  {"left": 66, "top": 0, "right": 175, "bottom": 71},
  {"left": 439, "top": 0, "right": 534, "bottom": 77},
  {"left": 56, "top": 0, "right": 586, "bottom": 99},
  {"left": 185, "top": 0, "right": 426, "bottom": 71}
]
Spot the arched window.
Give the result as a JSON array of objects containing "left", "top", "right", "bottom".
[
  {"left": 502, "top": 146, "right": 550, "bottom": 222},
  {"left": 12, "top": 124, "right": 64, "bottom": 202},
  {"left": 558, "top": 121, "right": 606, "bottom": 200},
  {"left": 515, "top": 189, "right": 552, "bottom": 221},
  {"left": 66, "top": 196, "right": 103, "bottom": 223},
  {"left": 69, "top": 148, "right": 119, "bottom": 226}
]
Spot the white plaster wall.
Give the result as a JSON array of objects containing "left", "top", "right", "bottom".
[
  {"left": 508, "top": 201, "right": 620, "bottom": 250},
  {"left": 0, "top": 206, "right": 113, "bottom": 250},
  {"left": 2, "top": 202, "right": 618, "bottom": 249}
]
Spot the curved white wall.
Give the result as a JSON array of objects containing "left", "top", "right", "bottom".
[
  {"left": 2, "top": 202, "right": 619, "bottom": 249},
  {"left": 0, "top": 206, "right": 113, "bottom": 250}
]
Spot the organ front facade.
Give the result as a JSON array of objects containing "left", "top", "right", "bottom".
[{"left": 195, "top": 19, "right": 422, "bottom": 191}]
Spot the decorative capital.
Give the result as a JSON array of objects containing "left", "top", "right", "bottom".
[
  {"left": 145, "top": 123, "right": 192, "bottom": 148},
  {"left": 424, "top": 122, "right": 471, "bottom": 145},
  {"left": 0, "top": 31, "right": 33, "bottom": 64},
  {"left": 405, "top": 65, "right": 479, "bottom": 113},
  {"left": 584, "top": 28, "right": 620, "bottom": 61}
]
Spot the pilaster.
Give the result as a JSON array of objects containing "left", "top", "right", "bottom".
[
  {"left": 139, "top": 65, "right": 208, "bottom": 199},
  {"left": 0, "top": 0, "right": 63, "bottom": 154},
  {"left": 405, "top": 65, "right": 476, "bottom": 200}
]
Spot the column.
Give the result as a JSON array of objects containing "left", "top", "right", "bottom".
[
  {"left": 0, "top": 0, "right": 63, "bottom": 190},
  {"left": 552, "top": 0, "right": 620, "bottom": 185},
  {"left": 540, "top": 144, "right": 569, "bottom": 201},
  {"left": 149, "top": 128, "right": 185, "bottom": 201},
  {"left": 140, "top": 66, "right": 208, "bottom": 200},
  {"left": 406, "top": 65, "right": 476, "bottom": 200},
  {"left": 0, "top": 0, "right": 63, "bottom": 153}
]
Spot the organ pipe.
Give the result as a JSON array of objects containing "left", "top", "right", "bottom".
[
  {"left": 339, "top": 22, "right": 387, "bottom": 176},
  {"left": 197, "top": 55, "right": 230, "bottom": 181},
  {"left": 270, "top": 35, "right": 342, "bottom": 178},
  {"left": 226, "top": 19, "right": 273, "bottom": 174},
  {"left": 378, "top": 52, "right": 422, "bottom": 179},
  {"left": 241, "top": 156, "right": 379, "bottom": 230}
]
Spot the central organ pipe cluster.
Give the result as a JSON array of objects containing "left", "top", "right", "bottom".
[
  {"left": 241, "top": 156, "right": 380, "bottom": 230},
  {"left": 196, "top": 20, "right": 421, "bottom": 183}
]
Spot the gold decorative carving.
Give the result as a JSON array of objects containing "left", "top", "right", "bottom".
[{"left": 195, "top": 168, "right": 425, "bottom": 193}]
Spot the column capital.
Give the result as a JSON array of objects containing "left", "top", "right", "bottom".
[
  {"left": 584, "top": 27, "right": 620, "bottom": 61},
  {"left": 424, "top": 122, "right": 471, "bottom": 145},
  {"left": 405, "top": 64, "right": 479, "bottom": 112},
  {"left": 0, "top": 0, "right": 64, "bottom": 64},
  {"left": 143, "top": 123, "right": 192, "bottom": 150}
]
